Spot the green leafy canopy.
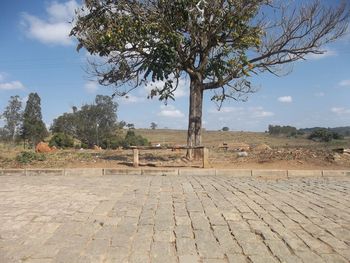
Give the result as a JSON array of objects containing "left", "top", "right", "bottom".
[{"left": 71, "top": 0, "right": 268, "bottom": 102}]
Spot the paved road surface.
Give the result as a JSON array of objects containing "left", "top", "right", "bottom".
[{"left": 0, "top": 174, "right": 349, "bottom": 263}]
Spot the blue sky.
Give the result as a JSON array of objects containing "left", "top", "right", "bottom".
[{"left": 0, "top": 0, "right": 349, "bottom": 131}]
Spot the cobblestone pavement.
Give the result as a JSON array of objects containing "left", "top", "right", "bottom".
[{"left": 0, "top": 175, "right": 349, "bottom": 263}]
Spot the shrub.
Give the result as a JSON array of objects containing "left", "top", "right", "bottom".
[
  {"left": 80, "top": 142, "right": 89, "bottom": 149},
  {"left": 49, "top": 133, "right": 74, "bottom": 148},
  {"left": 16, "top": 151, "right": 46, "bottom": 164},
  {"left": 100, "top": 136, "right": 124, "bottom": 149},
  {"left": 332, "top": 132, "right": 344, "bottom": 140},
  {"left": 308, "top": 129, "right": 333, "bottom": 142},
  {"left": 123, "top": 130, "right": 149, "bottom": 147},
  {"left": 222, "top": 127, "right": 229, "bottom": 131},
  {"left": 75, "top": 144, "right": 82, "bottom": 149}
]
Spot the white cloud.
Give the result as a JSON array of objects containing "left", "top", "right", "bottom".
[
  {"left": 278, "top": 96, "right": 293, "bottom": 103},
  {"left": 249, "top": 107, "right": 274, "bottom": 118},
  {"left": 0, "top": 81, "right": 25, "bottom": 91},
  {"left": 46, "top": 0, "right": 78, "bottom": 22},
  {"left": 84, "top": 81, "right": 99, "bottom": 93},
  {"left": 21, "top": 0, "right": 79, "bottom": 46},
  {"left": 158, "top": 105, "right": 185, "bottom": 118},
  {"left": 305, "top": 49, "right": 337, "bottom": 60},
  {"left": 314, "top": 92, "right": 325, "bottom": 97},
  {"left": 209, "top": 106, "right": 274, "bottom": 119},
  {"left": 338, "top": 79, "right": 350, "bottom": 88},
  {"left": 331, "top": 107, "right": 350, "bottom": 115}
]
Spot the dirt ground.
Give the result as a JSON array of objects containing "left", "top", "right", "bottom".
[{"left": 1, "top": 129, "right": 350, "bottom": 170}]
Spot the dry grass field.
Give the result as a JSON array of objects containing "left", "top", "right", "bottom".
[
  {"left": 137, "top": 129, "right": 348, "bottom": 148},
  {"left": 1, "top": 129, "right": 349, "bottom": 170}
]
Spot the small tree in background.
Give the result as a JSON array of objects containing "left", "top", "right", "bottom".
[
  {"left": 51, "top": 95, "right": 119, "bottom": 147},
  {"left": 150, "top": 122, "right": 158, "bottom": 130},
  {"left": 21, "top": 93, "right": 48, "bottom": 148},
  {"left": 1, "top": 95, "right": 23, "bottom": 142},
  {"left": 123, "top": 130, "right": 149, "bottom": 147},
  {"left": 75, "top": 95, "right": 119, "bottom": 147},
  {"left": 222, "top": 127, "right": 230, "bottom": 132}
]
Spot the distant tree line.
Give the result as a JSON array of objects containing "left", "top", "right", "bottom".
[
  {"left": 268, "top": 125, "right": 346, "bottom": 142},
  {"left": 1, "top": 93, "right": 149, "bottom": 149},
  {"left": 268, "top": 125, "right": 298, "bottom": 137},
  {"left": 299, "top": 126, "right": 350, "bottom": 137},
  {"left": 50, "top": 95, "right": 149, "bottom": 149}
]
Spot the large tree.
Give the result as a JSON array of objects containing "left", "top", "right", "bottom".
[
  {"left": 21, "top": 93, "right": 48, "bottom": 147},
  {"left": 51, "top": 95, "right": 118, "bottom": 147},
  {"left": 76, "top": 95, "right": 118, "bottom": 146},
  {"left": 50, "top": 112, "right": 77, "bottom": 137},
  {"left": 1, "top": 95, "right": 23, "bottom": 142},
  {"left": 70, "top": 0, "right": 349, "bottom": 158}
]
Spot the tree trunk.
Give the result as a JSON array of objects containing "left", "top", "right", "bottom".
[
  {"left": 186, "top": 76, "right": 203, "bottom": 160},
  {"left": 12, "top": 127, "right": 16, "bottom": 143}
]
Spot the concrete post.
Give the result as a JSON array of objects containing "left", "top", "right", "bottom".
[
  {"left": 133, "top": 149, "right": 139, "bottom": 168},
  {"left": 202, "top": 148, "right": 209, "bottom": 168}
]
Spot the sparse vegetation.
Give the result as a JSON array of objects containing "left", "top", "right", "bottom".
[
  {"left": 0, "top": 129, "right": 348, "bottom": 169},
  {"left": 16, "top": 151, "right": 46, "bottom": 164}
]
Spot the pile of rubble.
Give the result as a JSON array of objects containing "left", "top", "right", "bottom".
[{"left": 216, "top": 142, "right": 350, "bottom": 165}]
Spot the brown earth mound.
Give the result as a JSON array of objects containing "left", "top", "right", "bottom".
[{"left": 35, "top": 142, "right": 53, "bottom": 153}]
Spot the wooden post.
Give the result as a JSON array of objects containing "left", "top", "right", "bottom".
[
  {"left": 133, "top": 148, "right": 139, "bottom": 168},
  {"left": 202, "top": 147, "right": 209, "bottom": 168}
]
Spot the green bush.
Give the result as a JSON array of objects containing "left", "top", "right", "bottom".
[
  {"left": 75, "top": 144, "right": 82, "bottom": 149},
  {"left": 332, "top": 132, "right": 344, "bottom": 140},
  {"left": 308, "top": 129, "right": 333, "bottom": 142},
  {"left": 16, "top": 151, "right": 46, "bottom": 164},
  {"left": 308, "top": 129, "right": 344, "bottom": 142},
  {"left": 101, "top": 136, "right": 124, "bottom": 149},
  {"left": 123, "top": 130, "right": 149, "bottom": 147},
  {"left": 49, "top": 133, "right": 74, "bottom": 148},
  {"left": 80, "top": 142, "right": 89, "bottom": 149}
]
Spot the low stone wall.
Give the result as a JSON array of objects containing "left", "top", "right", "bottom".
[{"left": 0, "top": 168, "right": 349, "bottom": 178}]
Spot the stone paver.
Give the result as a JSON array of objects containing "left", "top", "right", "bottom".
[{"left": 0, "top": 174, "right": 349, "bottom": 262}]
